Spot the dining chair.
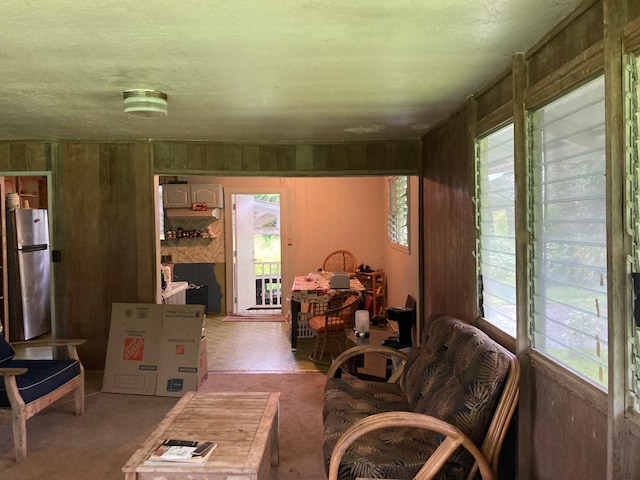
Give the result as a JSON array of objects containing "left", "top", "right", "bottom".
[
  {"left": 322, "top": 250, "right": 357, "bottom": 275},
  {"left": 307, "top": 290, "right": 361, "bottom": 364}
]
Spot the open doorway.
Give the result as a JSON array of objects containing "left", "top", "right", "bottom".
[
  {"left": 230, "top": 192, "right": 281, "bottom": 315},
  {"left": 0, "top": 174, "right": 53, "bottom": 342}
]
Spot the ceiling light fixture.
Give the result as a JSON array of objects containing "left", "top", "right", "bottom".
[{"left": 123, "top": 89, "right": 168, "bottom": 117}]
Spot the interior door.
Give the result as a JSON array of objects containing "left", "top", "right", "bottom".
[{"left": 233, "top": 194, "right": 257, "bottom": 313}]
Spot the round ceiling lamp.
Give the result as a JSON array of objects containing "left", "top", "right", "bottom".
[{"left": 123, "top": 89, "right": 168, "bottom": 117}]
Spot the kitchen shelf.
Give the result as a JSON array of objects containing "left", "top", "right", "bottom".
[
  {"left": 356, "top": 270, "right": 387, "bottom": 317},
  {"left": 162, "top": 237, "right": 215, "bottom": 246},
  {"left": 165, "top": 207, "right": 221, "bottom": 219}
]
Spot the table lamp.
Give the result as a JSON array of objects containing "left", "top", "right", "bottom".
[{"left": 355, "top": 310, "right": 370, "bottom": 338}]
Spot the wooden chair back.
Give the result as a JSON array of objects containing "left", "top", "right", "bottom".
[{"left": 322, "top": 250, "right": 357, "bottom": 274}]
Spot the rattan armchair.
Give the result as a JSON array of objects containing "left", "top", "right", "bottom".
[
  {"left": 323, "top": 314, "right": 520, "bottom": 480},
  {"left": 307, "top": 290, "right": 361, "bottom": 364},
  {"left": 322, "top": 250, "right": 357, "bottom": 275}
]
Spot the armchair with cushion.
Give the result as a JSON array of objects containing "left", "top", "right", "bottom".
[
  {"left": 322, "top": 314, "right": 520, "bottom": 480},
  {"left": 308, "top": 290, "right": 361, "bottom": 364},
  {"left": 0, "top": 333, "right": 85, "bottom": 461}
]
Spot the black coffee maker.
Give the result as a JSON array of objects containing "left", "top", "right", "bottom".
[{"left": 383, "top": 305, "right": 415, "bottom": 349}]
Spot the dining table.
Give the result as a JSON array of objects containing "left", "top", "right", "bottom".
[{"left": 288, "top": 273, "right": 365, "bottom": 350}]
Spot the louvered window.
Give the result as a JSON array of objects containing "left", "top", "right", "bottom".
[
  {"left": 159, "top": 184, "right": 165, "bottom": 241},
  {"left": 388, "top": 176, "right": 409, "bottom": 249},
  {"left": 529, "top": 75, "right": 608, "bottom": 388},
  {"left": 626, "top": 54, "right": 640, "bottom": 409},
  {"left": 476, "top": 123, "right": 516, "bottom": 336}
]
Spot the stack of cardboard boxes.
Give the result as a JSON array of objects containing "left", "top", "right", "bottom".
[{"left": 102, "top": 303, "right": 208, "bottom": 397}]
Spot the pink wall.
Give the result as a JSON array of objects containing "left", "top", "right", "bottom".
[
  {"left": 383, "top": 175, "right": 419, "bottom": 311},
  {"left": 184, "top": 175, "right": 419, "bottom": 316}
]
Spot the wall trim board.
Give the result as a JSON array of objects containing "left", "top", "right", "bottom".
[
  {"left": 475, "top": 101, "right": 513, "bottom": 138},
  {"left": 525, "top": 40, "right": 605, "bottom": 111},
  {"left": 529, "top": 350, "right": 608, "bottom": 412},
  {"left": 152, "top": 140, "right": 421, "bottom": 176}
]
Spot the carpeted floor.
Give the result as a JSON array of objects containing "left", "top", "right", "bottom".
[
  {"left": 0, "top": 314, "right": 332, "bottom": 478},
  {"left": 0, "top": 370, "right": 327, "bottom": 480}
]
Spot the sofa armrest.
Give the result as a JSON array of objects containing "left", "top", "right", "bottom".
[
  {"left": 0, "top": 367, "right": 28, "bottom": 409},
  {"left": 327, "top": 411, "right": 495, "bottom": 480},
  {"left": 0, "top": 367, "right": 28, "bottom": 377},
  {"left": 327, "top": 345, "right": 409, "bottom": 383},
  {"left": 10, "top": 339, "right": 86, "bottom": 361}
]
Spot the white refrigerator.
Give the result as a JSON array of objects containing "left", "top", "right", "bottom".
[{"left": 7, "top": 209, "right": 51, "bottom": 341}]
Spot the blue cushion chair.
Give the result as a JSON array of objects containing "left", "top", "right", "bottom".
[{"left": 0, "top": 333, "right": 85, "bottom": 461}]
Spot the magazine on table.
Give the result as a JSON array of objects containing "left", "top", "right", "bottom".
[{"left": 144, "top": 439, "right": 217, "bottom": 466}]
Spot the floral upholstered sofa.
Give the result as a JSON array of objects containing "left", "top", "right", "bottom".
[{"left": 322, "top": 314, "right": 519, "bottom": 480}]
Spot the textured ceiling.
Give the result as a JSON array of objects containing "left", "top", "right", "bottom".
[{"left": 0, "top": 1, "right": 582, "bottom": 142}]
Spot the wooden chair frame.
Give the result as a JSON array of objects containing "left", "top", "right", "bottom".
[
  {"left": 0, "top": 339, "right": 85, "bottom": 461},
  {"left": 308, "top": 291, "right": 361, "bottom": 364},
  {"left": 328, "top": 412, "right": 496, "bottom": 480},
  {"left": 322, "top": 250, "right": 358, "bottom": 274}
]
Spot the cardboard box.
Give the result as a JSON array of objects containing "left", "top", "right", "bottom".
[
  {"left": 102, "top": 303, "right": 164, "bottom": 395},
  {"left": 102, "top": 303, "right": 206, "bottom": 396},
  {"left": 155, "top": 305, "right": 207, "bottom": 397},
  {"left": 198, "top": 336, "right": 208, "bottom": 387}
]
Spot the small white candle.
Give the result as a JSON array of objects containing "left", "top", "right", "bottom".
[{"left": 355, "top": 310, "right": 370, "bottom": 333}]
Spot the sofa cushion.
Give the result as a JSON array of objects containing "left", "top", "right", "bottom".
[
  {"left": 402, "top": 317, "right": 510, "bottom": 447},
  {"left": 309, "top": 315, "right": 348, "bottom": 333},
  {"left": 324, "top": 377, "right": 410, "bottom": 422},
  {"left": 324, "top": 378, "right": 419, "bottom": 479},
  {"left": 0, "top": 359, "right": 81, "bottom": 407},
  {"left": 0, "top": 335, "right": 16, "bottom": 364}
]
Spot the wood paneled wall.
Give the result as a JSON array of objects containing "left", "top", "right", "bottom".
[
  {"left": 153, "top": 140, "right": 419, "bottom": 175},
  {"left": 0, "top": 142, "right": 51, "bottom": 171},
  {"left": 55, "top": 143, "right": 155, "bottom": 369},
  {"left": 0, "top": 139, "right": 419, "bottom": 370},
  {"left": 422, "top": 109, "right": 476, "bottom": 323},
  {"left": 420, "top": 1, "right": 640, "bottom": 479}
]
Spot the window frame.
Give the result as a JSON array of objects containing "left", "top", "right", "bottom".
[
  {"left": 475, "top": 122, "right": 517, "bottom": 338},
  {"left": 387, "top": 175, "right": 410, "bottom": 253},
  {"left": 527, "top": 74, "right": 608, "bottom": 390},
  {"left": 625, "top": 52, "right": 640, "bottom": 411}
]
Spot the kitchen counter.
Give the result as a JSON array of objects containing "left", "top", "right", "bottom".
[{"left": 161, "top": 281, "right": 189, "bottom": 304}]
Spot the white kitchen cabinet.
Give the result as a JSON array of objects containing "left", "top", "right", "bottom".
[
  {"left": 191, "top": 184, "right": 223, "bottom": 207},
  {"left": 162, "top": 184, "right": 223, "bottom": 208},
  {"left": 162, "top": 184, "right": 191, "bottom": 208}
]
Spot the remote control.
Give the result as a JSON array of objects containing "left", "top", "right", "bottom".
[
  {"left": 192, "top": 441, "right": 215, "bottom": 456},
  {"left": 163, "top": 439, "right": 198, "bottom": 447}
]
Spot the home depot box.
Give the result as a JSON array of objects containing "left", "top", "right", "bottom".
[
  {"left": 102, "top": 303, "right": 206, "bottom": 396},
  {"left": 155, "top": 304, "right": 207, "bottom": 397},
  {"left": 102, "top": 303, "right": 164, "bottom": 395}
]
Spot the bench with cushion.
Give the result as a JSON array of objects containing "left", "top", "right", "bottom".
[
  {"left": 323, "top": 314, "right": 519, "bottom": 480},
  {"left": 0, "top": 333, "right": 85, "bottom": 461}
]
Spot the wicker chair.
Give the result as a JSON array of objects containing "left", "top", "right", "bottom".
[
  {"left": 322, "top": 250, "right": 357, "bottom": 275},
  {"left": 308, "top": 290, "right": 361, "bottom": 364},
  {"left": 323, "top": 314, "right": 520, "bottom": 480}
]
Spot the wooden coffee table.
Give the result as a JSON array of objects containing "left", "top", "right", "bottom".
[{"left": 122, "top": 391, "right": 280, "bottom": 480}]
